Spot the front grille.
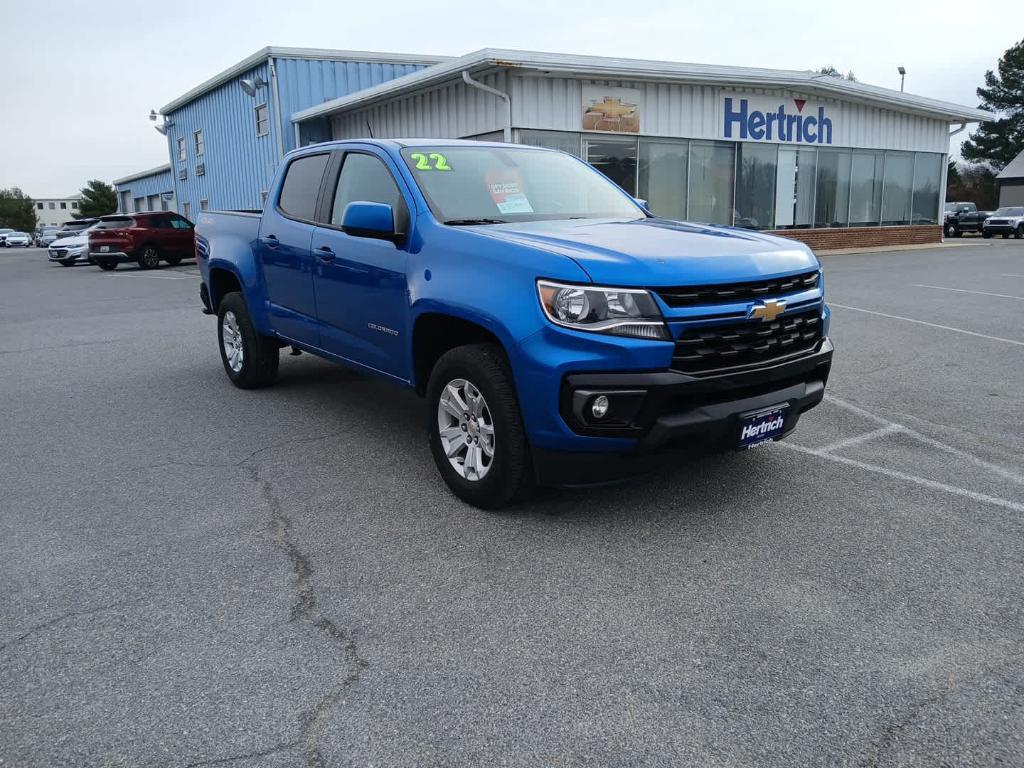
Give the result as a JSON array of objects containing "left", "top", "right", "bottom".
[
  {"left": 988, "top": 219, "right": 1009, "bottom": 225},
  {"left": 672, "top": 308, "right": 823, "bottom": 375},
  {"left": 49, "top": 249, "right": 67, "bottom": 257},
  {"left": 655, "top": 270, "right": 819, "bottom": 308}
]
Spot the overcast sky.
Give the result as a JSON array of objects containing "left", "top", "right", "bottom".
[{"left": 1, "top": 0, "right": 1018, "bottom": 197}]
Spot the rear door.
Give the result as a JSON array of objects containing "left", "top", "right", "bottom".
[
  {"left": 257, "top": 152, "right": 331, "bottom": 346},
  {"left": 310, "top": 148, "right": 411, "bottom": 379}
]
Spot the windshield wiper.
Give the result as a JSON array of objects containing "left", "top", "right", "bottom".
[{"left": 443, "top": 218, "right": 509, "bottom": 226}]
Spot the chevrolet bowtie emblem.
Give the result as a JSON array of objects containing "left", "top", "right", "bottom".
[{"left": 748, "top": 299, "right": 787, "bottom": 322}]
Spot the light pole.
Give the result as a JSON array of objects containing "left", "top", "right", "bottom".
[{"left": 898, "top": 66, "right": 906, "bottom": 92}]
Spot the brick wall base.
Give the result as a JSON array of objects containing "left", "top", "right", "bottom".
[{"left": 768, "top": 225, "right": 942, "bottom": 251}]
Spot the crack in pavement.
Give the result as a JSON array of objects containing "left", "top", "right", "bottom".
[
  {"left": 245, "top": 465, "right": 368, "bottom": 768},
  {"left": 182, "top": 743, "right": 292, "bottom": 767},
  {"left": 0, "top": 600, "right": 132, "bottom": 655}
]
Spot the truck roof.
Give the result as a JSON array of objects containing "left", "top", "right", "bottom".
[{"left": 291, "top": 137, "right": 554, "bottom": 155}]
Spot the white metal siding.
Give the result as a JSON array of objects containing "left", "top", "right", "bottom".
[{"left": 332, "top": 73, "right": 951, "bottom": 154}]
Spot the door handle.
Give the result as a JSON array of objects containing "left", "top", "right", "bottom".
[
  {"left": 316, "top": 245, "right": 336, "bottom": 262},
  {"left": 260, "top": 234, "right": 279, "bottom": 249}
]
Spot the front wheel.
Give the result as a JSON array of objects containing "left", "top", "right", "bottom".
[
  {"left": 427, "top": 343, "right": 533, "bottom": 509},
  {"left": 1015, "top": 224, "right": 1023, "bottom": 239},
  {"left": 58, "top": 259, "right": 75, "bottom": 267},
  {"left": 96, "top": 261, "right": 117, "bottom": 271},
  {"left": 983, "top": 231, "right": 992, "bottom": 239},
  {"left": 138, "top": 246, "right": 161, "bottom": 269},
  {"left": 217, "top": 292, "right": 279, "bottom": 389},
  {"left": 1003, "top": 233, "right": 1010, "bottom": 239}
]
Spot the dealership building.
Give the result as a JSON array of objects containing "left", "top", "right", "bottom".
[{"left": 126, "top": 47, "right": 987, "bottom": 247}]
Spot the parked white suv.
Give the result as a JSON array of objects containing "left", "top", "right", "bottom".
[{"left": 982, "top": 206, "right": 1024, "bottom": 239}]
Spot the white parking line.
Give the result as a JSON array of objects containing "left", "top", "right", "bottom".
[
  {"left": 777, "top": 442, "right": 1024, "bottom": 514},
  {"left": 828, "top": 303, "right": 1024, "bottom": 347},
  {"left": 824, "top": 394, "right": 1024, "bottom": 486},
  {"left": 816, "top": 424, "right": 902, "bottom": 454},
  {"left": 1000, "top": 274, "right": 1024, "bottom": 278},
  {"left": 913, "top": 284, "right": 1024, "bottom": 301},
  {"left": 110, "top": 273, "right": 197, "bottom": 280}
]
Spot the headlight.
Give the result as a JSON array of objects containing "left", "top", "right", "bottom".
[{"left": 537, "top": 280, "right": 670, "bottom": 340}]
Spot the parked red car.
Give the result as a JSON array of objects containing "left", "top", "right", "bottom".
[{"left": 88, "top": 212, "right": 195, "bottom": 270}]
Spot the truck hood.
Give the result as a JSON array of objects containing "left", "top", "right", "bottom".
[{"left": 471, "top": 217, "right": 818, "bottom": 286}]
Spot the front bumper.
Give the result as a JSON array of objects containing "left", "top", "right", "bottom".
[
  {"left": 983, "top": 224, "right": 1016, "bottom": 234},
  {"left": 48, "top": 248, "right": 89, "bottom": 262},
  {"left": 534, "top": 338, "right": 833, "bottom": 486}
]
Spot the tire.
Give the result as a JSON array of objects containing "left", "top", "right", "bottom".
[
  {"left": 943, "top": 223, "right": 954, "bottom": 237},
  {"left": 1002, "top": 233, "right": 1010, "bottom": 239},
  {"left": 217, "top": 292, "right": 279, "bottom": 389},
  {"left": 952, "top": 227, "right": 962, "bottom": 237},
  {"left": 138, "top": 245, "right": 161, "bottom": 269},
  {"left": 1015, "top": 224, "right": 1023, "bottom": 240},
  {"left": 58, "top": 260, "right": 74, "bottom": 267},
  {"left": 164, "top": 255, "right": 182, "bottom": 266},
  {"left": 983, "top": 231, "right": 992, "bottom": 239},
  {"left": 426, "top": 343, "right": 533, "bottom": 509},
  {"left": 96, "top": 261, "right": 117, "bottom": 271}
]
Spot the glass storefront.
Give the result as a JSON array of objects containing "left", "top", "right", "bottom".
[{"left": 515, "top": 129, "right": 944, "bottom": 228}]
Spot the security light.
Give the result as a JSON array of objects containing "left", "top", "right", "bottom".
[
  {"left": 897, "top": 66, "right": 906, "bottom": 75},
  {"left": 897, "top": 66, "right": 906, "bottom": 92},
  {"left": 240, "top": 76, "right": 268, "bottom": 97},
  {"left": 149, "top": 109, "right": 158, "bottom": 122}
]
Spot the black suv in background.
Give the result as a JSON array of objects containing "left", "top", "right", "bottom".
[{"left": 943, "top": 202, "right": 990, "bottom": 237}]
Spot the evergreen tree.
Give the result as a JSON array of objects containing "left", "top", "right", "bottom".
[
  {"left": 74, "top": 180, "right": 118, "bottom": 219},
  {"left": 962, "top": 38, "right": 1024, "bottom": 169},
  {"left": 0, "top": 188, "right": 39, "bottom": 232}
]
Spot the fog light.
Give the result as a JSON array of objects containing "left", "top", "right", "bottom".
[{"left": 591, "top": 395, "right": 610, "bottom": 419}]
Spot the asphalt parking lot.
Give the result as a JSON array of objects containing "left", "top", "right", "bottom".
[{"left": 1, "top": 240, "right": 1022, "bottom": 767}]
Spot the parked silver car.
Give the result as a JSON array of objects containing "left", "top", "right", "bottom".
[
  {"left": 4, "top": 231, "right": 33, "bottom": 247},
  {"left": 35, "top": 227, "right": 61, "bottom": 247}
]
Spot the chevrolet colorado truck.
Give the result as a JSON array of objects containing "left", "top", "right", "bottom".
[{"left": 196, "top": 139, "right": 833, "bottom": 508}]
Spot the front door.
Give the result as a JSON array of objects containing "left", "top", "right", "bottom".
[
  {"left": 258, "top": 152, "right": 331, "bottom": 346},
  {"left": 311, "top": 150, "right": 410, "bottom": 380}
]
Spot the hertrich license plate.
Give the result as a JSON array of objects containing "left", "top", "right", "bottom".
[{"left": 738, "top": 404, "right": 788, "bottom": 449}]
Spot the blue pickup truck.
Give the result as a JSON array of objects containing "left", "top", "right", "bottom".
[{"left": 196, "top": 139, "right": 832, "bottom": 508}]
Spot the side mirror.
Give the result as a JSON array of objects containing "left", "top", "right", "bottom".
[{"left": 341, "top": 201, "right": 396, "bottom": 241}]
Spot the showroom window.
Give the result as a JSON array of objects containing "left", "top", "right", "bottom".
[
  {"left": 881, "top": 151, "right": 915, "bottom": 225},
  {"left": 687, "top": 141, "right": 735, "bottom": 225},
  {"left": 849, "top": 151, "right": 884, "bottom": 226},
  {"left": 638, "top": 138, "right": 688, "bottom": 221},
  {"left": 911, "top": 153, "right": 943, "bottom": 224},
  {"left": 814, "top": 149, "right": 852, "bottom": 228},
  {"left": 518, "top": 130, "right": 582, "bottom": 157},
  {"left": 775, "top": 148, "right": 817, "bottom": 228},
  {"left": 584, "top": 134, "right": 638, "bottom": 196},
  {"left": 735, "top": 143, "right": 777, "bottom": 229}
]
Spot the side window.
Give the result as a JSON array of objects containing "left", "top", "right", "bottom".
[
  {"left": 278, "top": 153, "right": 330, "bottom": 221},
  {"left": 148, "top": 215, "right": 169, "bottom": 229},
  {"left": 330, "top": 153, "right": 404, "bottom": 227},
  {"left": 170, "top": 216, "right": 192, "bottom": 229}
]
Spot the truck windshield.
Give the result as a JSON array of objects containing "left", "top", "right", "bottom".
[
  {"left": 993, "top": 207, "right": 1024, "bottom": 216},
  {"left": 400, "top": 145, "right": 644, "bottom": 224}
]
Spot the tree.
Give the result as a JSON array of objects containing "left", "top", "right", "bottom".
[
  {"left": 944, "top": 161, "right": 998, "bottom": 210},
  {"left": 817, "top": 66, "right": 857, "bottom": 82},
  {"left": 0, "top": 188, "right": 38, "bottom": 232},
  {"left": 74, "top": 180, "right": 118, "bottom": 219},
  {"left": 961, "top": 37, "right": 1024, "bottom": 169}
]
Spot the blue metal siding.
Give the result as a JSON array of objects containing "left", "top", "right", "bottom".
[
  {"left": 274, "top": 58, "right": 428, "bottom": 153},
  {"left": 166, "top": 62, "right": 280, "bottom": 213},
  {"left": 115, "top": 168, "right": 175, "bottom": 199},
  {"left": 163, "top": 56, "right": 432, "bottom": 212}
]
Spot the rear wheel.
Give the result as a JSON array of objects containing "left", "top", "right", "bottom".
[
  {"left": 138, "top": 246, "right": 160, "bottom": 269},
  {"left": 427, "top": 343, "right": 533, "bottom": 509},
  {"left": 96, "top": 261, "right": 117, "bottom": 271},
  {"left": 217, "top": 292, "right": 279, "bottom": 389}
]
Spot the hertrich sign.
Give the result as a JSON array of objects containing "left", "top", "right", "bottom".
[{"left": 723, "top": 96, "right": 834, "bottom": 145}]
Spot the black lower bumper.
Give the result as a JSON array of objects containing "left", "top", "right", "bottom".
[{"left": 535, "top": 338, "right": 833, "bottom": 486}]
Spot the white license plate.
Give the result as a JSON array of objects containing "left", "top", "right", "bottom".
[{"left": 100, "top": 245, "right": 110, "bottom": 252}]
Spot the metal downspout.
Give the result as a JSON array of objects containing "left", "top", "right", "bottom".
[
  {"left": 940, "top": 123, "right": 969, "bottom": 240},
  {"left": 269, "top": 58, "right": 285, "bottom": 161},
  {"left": 461, "top": 70, "right": 512, "bottom": 143}
]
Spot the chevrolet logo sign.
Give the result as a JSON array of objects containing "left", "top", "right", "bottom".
[{"left": 747, "top": 299, "right": 787, "bottom": 322}]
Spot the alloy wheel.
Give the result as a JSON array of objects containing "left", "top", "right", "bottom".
[
  {"left": 221, "top": 311, "right": 245, "bottom": 373},
  {"left": 437, "top": 378, "right": 495, "bottom": 481}
]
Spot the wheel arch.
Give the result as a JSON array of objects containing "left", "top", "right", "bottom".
[
  {"left": 411, "top": 309, "right": 514, "bottom": 396},
  {"left": 207, "top": 263, "right": 245, "bottom": 312}
]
